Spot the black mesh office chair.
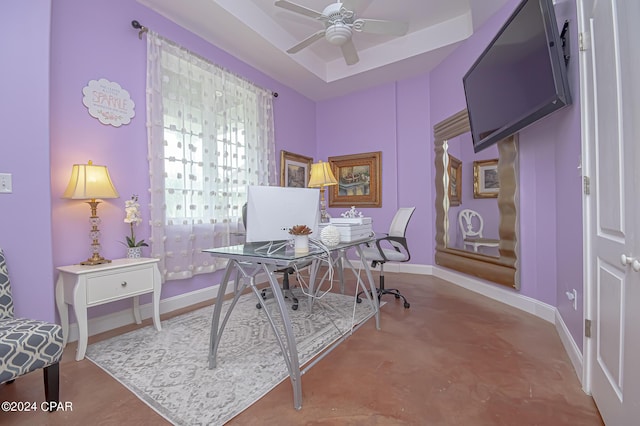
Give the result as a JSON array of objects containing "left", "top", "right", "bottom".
[
  {"left": 357, "top": 207, "right": 415, "bottom": 309},
  {"left": 242, "top": 203, "right": 299, "bottom": 310}
]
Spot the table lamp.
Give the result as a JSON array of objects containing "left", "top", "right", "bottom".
[
  {"left": 62, "top": 160, "right": 119, "bottom": 265},
  {"left": 308, "top": 160, "right": 338, "bottom": 223}
]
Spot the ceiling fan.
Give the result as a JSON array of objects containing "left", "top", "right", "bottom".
[{"left": 274, "top": 0, "right": 409, "bottom": 66}]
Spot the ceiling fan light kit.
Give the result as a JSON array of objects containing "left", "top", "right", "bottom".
[
  {"left": 325, "top": 22, "right": 352, "bottom": 45},
  {"left": 275, "top": 0, "right": 408, "bottom": 65}
]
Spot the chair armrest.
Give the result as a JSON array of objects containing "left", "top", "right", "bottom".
[{"left": 372, "top": 235, "right": 411, "bottom": 263}]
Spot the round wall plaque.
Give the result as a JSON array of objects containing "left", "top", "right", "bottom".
[{"left": 82, "top": 78, "right": 135, "bottom": 127}]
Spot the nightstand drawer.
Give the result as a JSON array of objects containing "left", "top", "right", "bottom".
[{"left": 86, "top": 266, "right": 154, "bottom": 305}]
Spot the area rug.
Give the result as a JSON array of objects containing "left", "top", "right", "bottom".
[{"left": 86, "top": 290, "right": 378, "bottom": 425}]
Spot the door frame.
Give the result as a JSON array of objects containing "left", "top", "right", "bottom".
[{"left": 577, "top": 0, "right": 594, "bottom": 394}]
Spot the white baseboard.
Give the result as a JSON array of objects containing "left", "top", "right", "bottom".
[
  {"left": 316, "top": 259, "right": 556, "bottom": 323},
  {"left": 431, "top": 266, "right": 556, "bottom": 323},
  {"left": 555, "top": 309, "right": 584, "bottom": 383}
]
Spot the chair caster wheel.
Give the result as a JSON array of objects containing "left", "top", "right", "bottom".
[
  {"left": 256, "top": 303, "right": 262, "bottom": 309},
  {"left": 292, "top": 304, "right": 298, "bottom": 311},
  {"left": 403, "top": 302, "right": 410, "bottom": 309},
  {"left": 394, "top": 294, "right": 401, "bottom": 299},
  {"left": 356, "top": 297, "right": 362, "bottom": 304}
]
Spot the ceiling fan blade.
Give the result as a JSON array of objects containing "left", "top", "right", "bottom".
[
  {"left": 274, "top": 0, "right": 323, "bottom": 19},
  {"left": 287, "top": 30, "right": 326, "bottom": 54},
  {"left": 340, "top": 39, "right": 359, "bottom": 65},
  {"left": 353, "top": 18, "right": 409, "bottom": 36}
]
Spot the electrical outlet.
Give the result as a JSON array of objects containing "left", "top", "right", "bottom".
[{"left": 0, "top": 173, "right": 12, "bottom": 193}]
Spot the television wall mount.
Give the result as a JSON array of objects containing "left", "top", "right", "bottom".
[{"left": 560, "top": 20, "right": 570, "bottom": 66}]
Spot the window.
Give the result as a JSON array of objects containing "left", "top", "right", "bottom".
[{"left": 146, "top": 32, "right": 276, "bottom": 281}]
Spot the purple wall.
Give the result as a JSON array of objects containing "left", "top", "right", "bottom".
[
  {"left": 0, "top": 1, "right": 54, "bottom": 322},
  {"left": 430, "top": 0, "right": 584, "bottom": 345},
  {"left": 3, "top": 0, "right": 584, "bottom": 348},
  {"left": 316, "top": 77, "right": 433, "bottom": 265},
  {"left": 551, "top": 0, "right": 585, "bottom": 353},
  {"left": 1, "top": 0, "right": 315, "bottom": 322}
]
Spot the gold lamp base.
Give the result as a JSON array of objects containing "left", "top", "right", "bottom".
[
  {"left": 80, "top": 253, "right": 112, "bottom": 266},
  {"left": 319, "top": 187, "right": 332, "bottom": 223},
  {"left": 78, "top": 199, "right": 112, "bottom": 266}
]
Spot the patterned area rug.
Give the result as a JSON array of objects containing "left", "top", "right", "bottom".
[{"left": 86, "top": 290, "right": 377, "bottom": 425}]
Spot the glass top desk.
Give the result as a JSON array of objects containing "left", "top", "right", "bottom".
[{"left": 203, "top": 237, "right": 380, "bottom": 410}]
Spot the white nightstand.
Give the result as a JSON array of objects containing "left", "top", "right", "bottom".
[{"left": 55, "top": 258, "right": 162, "bottom": 361}]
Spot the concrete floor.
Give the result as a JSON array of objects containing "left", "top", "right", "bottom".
[{"left": 0, "top": 271, "right": 602, "bottom": 425}]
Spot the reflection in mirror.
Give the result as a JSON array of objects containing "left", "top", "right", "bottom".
[
  {"left": 445, "top": 132, "right": 500, "bottom": 257},
  {"left": 434, "top": 109, "right": 519, "bottom": 289}
]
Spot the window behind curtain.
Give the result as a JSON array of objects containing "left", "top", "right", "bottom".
[{"left": 146, "top": 32, "right": 276, "bottom": 281}]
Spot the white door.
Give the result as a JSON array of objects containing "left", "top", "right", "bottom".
[{"left": 581, "top": 0, "right": 640, "bottom": 424}]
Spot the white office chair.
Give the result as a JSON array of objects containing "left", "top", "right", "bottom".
[
  {"left": 458, "top": 209, "right": 499, "bottom": 253},
  {"left": 358, "top": 207, "right": 415, "bottom": 309}
]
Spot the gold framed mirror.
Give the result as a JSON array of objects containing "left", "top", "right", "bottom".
[{"left": 434, "top": 109, "right": 519, "bottom": 289}]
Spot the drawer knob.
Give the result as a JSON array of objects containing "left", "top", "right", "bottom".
[{"left": 121, "top": 281, "right": 127, "bottom": 287}]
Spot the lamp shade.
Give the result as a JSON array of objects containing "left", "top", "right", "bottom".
[
  {"left": 62, "top": 161, "right": 119, "bottom": 200},
  {"left": 308, "top": 161, "right": 338, "bottom": 188}
]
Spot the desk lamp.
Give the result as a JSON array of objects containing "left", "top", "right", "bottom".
[
  {"left": 308, "top": 160, "right": 338, "bottom": 223},
  {"left": 63, "top": 161, "right": 119, "bottom": 265}
]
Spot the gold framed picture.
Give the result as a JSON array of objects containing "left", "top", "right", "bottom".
[
  {"left": 448, "top": 154, "right": 462, "bottom": 206},
  {"left": 473, "top": 158, "right": 499, "bottom": 198},
  {"left": 280, "top": 150, "right": 312, "bottom": 188},
  {"left": 328, "top": 151, "right": 382, "bottom": 208}
]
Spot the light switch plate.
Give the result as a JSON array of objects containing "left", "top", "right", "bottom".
[{"left": 0, "top": 173, "right": 13, "bottom": 193}]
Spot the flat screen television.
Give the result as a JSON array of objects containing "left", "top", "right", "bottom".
[
  {"left": 463, "top": 0, "right": 572, "bottom": 153},
  {"left": 245, "top": 185, "right": 319, "bottom": 244}
]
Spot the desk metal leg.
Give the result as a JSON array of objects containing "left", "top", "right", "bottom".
[
  {"left": 306, "top": 254, "right": 345, "bottom": 311},
  {"left": 306, "top": 259, "right": 320, "bottom": 310},
  {"left": 208, "top": 261, "right": 302, "bottom": 409},
  {"left": 351, "top": 245, "right": 381, "bottom": 330},
  {"left": 306, "top": 248, "right": 379, "bottom": 330},
  {"left": 258, "top": 264, "right": 303, "bottom": 410},
  {"left": 336, "top": 252, "right": 345, "bottom": 294},
  {"left": 208, "top": 260, "right": 235, "bottom": 369},
  {"left": 209, "top": 261, "right": 261, "bottom": 369}
]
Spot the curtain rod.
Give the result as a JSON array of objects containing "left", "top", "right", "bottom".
[
  {"left": 131, "top": 20, "right": 149, "bottom": 39},
  {"left": 130, "top": 20, "right": 279, "bottom": 98}
]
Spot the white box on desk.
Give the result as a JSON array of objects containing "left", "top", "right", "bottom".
[
  {"left": 329, "top": 217, "right": 372, "bottom": 225},
  {"left": 329, "top": 223, "right": 371, "bottom": 232},
  {"left": 320, "top": 223, "right": 373, "bottom": 242}
]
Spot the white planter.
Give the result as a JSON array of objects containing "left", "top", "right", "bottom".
[{"left": 293, "top": 235, "right": 309, "bottom": 254}]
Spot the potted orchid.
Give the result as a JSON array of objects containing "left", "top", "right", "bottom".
[{"left": 123, "top": 195, "right": 148, "bottom": 258}]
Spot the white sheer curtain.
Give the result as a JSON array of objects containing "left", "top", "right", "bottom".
[{"left": 146, "top": 31, "right": 276, "bottom": 281}]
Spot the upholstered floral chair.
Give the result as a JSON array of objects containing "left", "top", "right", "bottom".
[{"left": 0, "top": 248, "right": 64, "bottom": 406}]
